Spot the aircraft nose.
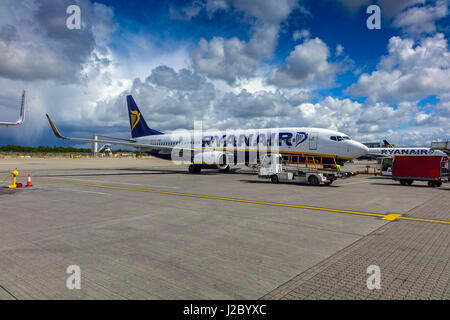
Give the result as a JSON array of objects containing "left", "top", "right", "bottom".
[{"left": 353, "top": 142, "right": 369, "bottom": 158}]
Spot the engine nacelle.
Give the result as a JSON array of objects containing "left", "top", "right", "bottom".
[{"left": 193, "top": 151, "right": 229, "bottom": 170}]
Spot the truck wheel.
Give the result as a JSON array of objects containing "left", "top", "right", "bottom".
[
  {"left": 428, "top": 181, "right": 435, "bottom": 187},
  {"left": 271, "top": 175, "right": 279, "bottom": 184},
  {"left": 400, "top": 180, "right": 406, "bottom": 185},
  {"left": 406, "top": 180, "right": 413, "bottom": 185},
  {"left": 324, "top": 181, "right": 333, "bottom": 186},
  {"left": 436, "top": 181, "right": 442, "bottom": 187},
  {"left": 308, "top": 175, "right": 319, "bottom": 186}
]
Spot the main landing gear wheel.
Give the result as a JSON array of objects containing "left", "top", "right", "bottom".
[
  {"left": 308, "top": 175, "right": 319, "bottom": 186},
  {"left": 270, "top": 175, "right": 279, "bottom": 184},
  {"left": 188, "top": 164, "right": 201, "bottom": 174}
]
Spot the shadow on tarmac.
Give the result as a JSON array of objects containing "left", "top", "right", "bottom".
[{"left": 239, "top": 179, "right": 340, "bottom": 187}]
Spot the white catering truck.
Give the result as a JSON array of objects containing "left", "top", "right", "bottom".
[{"left": 258, "top": 154, "right": 342, "bottom": 186}]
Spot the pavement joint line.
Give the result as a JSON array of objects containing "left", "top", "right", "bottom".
[
  {"left": 0, "top": 284, "right": 17, "bottom": 300},
  {"left": 34, "top": 178, "right": 397, "bottom": 220}
]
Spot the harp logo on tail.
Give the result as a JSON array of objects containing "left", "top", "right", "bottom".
[{"left": 130, "top": 110, "right": 141, "bottom": 130}]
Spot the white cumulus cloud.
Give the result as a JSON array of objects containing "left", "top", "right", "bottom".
[
  {"left": 268, "top": 38, "right": 337, "bottom": 88},
  {"left": 347, "top": 33, "right": 450, "bottom": 103}
]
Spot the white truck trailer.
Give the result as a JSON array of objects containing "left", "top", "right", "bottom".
[{"left": 258, "top": 154, "right": 341, "bottom": 186}]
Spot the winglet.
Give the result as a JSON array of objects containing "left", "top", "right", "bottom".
[
  {"left": 16, "top": 90, "right": 25, "bottom": 125},
  {"left": 46, "top": 114, "right": 66, "bottom": 140}
]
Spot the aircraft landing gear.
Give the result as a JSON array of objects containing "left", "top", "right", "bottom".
[{"left": 188, "top": 164, "right": 201, "bottom": 174}]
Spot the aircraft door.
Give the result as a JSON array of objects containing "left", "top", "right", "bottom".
[{"left": 309, "top": 132, "right": 318, "bottom": 150}]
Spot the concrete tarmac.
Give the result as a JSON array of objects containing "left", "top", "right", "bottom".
[{"left": 0, "top": 157, "right": 448, "bottom": 299}]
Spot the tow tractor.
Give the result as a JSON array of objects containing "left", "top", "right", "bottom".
[{"left": 258, "top": 153, "right": 343, "bottom": 186}]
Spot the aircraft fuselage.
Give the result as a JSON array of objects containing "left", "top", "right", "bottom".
[{"left": 135, "top": 127, "right": 369, "bottom": 165}]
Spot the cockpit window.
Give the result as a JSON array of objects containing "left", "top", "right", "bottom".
[{"left": 330, "top": 136, "right": 348, "bottom": 141}]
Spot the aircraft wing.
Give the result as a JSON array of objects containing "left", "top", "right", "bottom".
[
  {"left": 46, "top": 114, "right": 181, "bottom": 151},
  {"left": 0, "top": 90, "right": 25, "bottom": 126}
]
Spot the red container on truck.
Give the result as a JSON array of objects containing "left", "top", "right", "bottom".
[{"left": 392, "top": 151, "right": 448, "bottom": 187}]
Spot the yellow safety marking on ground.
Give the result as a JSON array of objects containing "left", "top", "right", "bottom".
[
  {"left": 25, "top": 177, "right": 450, "bottom": 225},
  {"left": 34, "top": 178, "right": 394, "bottom": 219},
  {"left": 382, "top": 213, "right": 403, "bottom": 221},
  {"left": 397, "top": 216, "right": 450, "bottom": 225}
]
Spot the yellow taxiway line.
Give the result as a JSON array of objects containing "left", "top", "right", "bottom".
[
  {"left": 397, "top": 216, "right": 450, "bottom": 225},
  {"left": 30, "top": 178, "right": 450, "bottom": 225},
  {"left": 34, "top": 178, "right": 393, "bottom": 217}
]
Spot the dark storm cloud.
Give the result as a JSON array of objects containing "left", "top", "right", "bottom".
[
  {"left": 146, "top": 66, "right": 206, "bottom": 91},
  {"left": 0, "top": 0, "right": 113, "bottom": 82}
]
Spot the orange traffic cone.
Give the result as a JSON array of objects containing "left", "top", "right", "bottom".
[{"left": 26, "top": 174, "right": 32, "bottom": 187}]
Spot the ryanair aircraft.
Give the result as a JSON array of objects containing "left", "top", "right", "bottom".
[
  {"left": 0, "top": 90, "right": 25, "bottom": 126},
  {"left": 46, "top": 95, "right": 369, "bottom": 173},
  {"left": 368, "top": 147, "right": 447, "bottom": 157}
]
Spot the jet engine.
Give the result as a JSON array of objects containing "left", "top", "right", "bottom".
[{"left": 193, "top": 151, "right": 229, "bottom": 170}]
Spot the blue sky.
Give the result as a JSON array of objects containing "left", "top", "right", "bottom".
[{"left": 0, "top": 0, "right": 449, "bottom": 147}]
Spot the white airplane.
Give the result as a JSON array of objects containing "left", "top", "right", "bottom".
[
  {"left": 365, "top": 139, "right": 447, "bottom": 157},
  {"left": 368, "top": 147, "right": 447, "bottom": 157},
  {"left": 0, "top": 90, "right": 26, "bottom": 126},
  {"left": 46, "top": 95, "right": 369, "bottom": 173}
]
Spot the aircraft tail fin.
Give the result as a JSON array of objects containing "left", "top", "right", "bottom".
[
  {"left": 383, "top": 140, "right": 393, "bottom": 148},
  {"left": 126, "top": 95, "right": 163, "bottom": 138}
]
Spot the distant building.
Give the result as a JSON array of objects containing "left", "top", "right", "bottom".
[
  {"left": 363, "top": 142, "right": 383, "bottom": 148},
  {"left": 363, "top": 140, "right": 395, "bottom": 148}
]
